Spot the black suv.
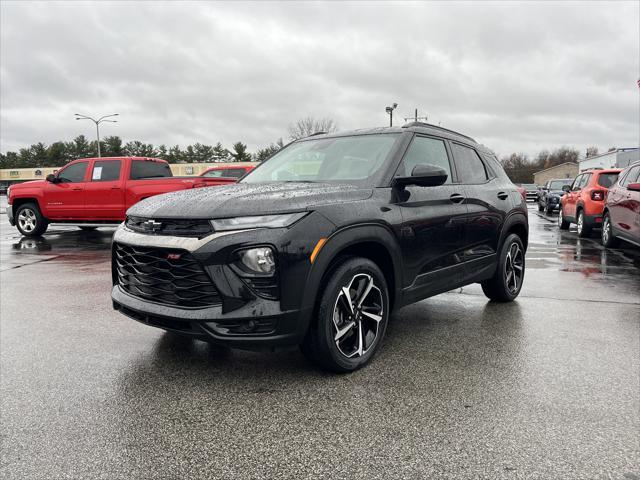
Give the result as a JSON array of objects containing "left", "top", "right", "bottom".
[{"left": 111, "top": 123, "right": 528, "bottom": 372}]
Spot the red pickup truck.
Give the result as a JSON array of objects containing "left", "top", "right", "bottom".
[{"left": 6, "top": 156, "right": 236, "bottom": 237}]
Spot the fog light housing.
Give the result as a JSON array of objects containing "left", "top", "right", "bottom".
[{"left": 239, "top": 247, "right": 275, "bottom": 274}]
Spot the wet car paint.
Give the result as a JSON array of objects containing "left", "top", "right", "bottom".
[{"left": 1, "top": 198, "right": 638, "bottom": 479}]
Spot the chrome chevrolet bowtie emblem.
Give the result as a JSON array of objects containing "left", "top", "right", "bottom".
[{"left": 142, "top": 219, "right": 163, "bottom": 232}]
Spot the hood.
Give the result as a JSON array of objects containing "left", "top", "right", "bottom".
[
  {"left": 127, "top": 182, "right": 373, "bottom": 219},
  {"left": 10, "top": 180, "right": 46, "bottom": 190},
  {"left": 548, "top": 190, "right": 566, "bottom": 196}
]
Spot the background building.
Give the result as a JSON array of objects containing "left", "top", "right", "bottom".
[
  {"left": 533, "top": 162, "right": 579, "bottom": 185},
  {"left": 578, "top": 147, "right": 639, "bottom": 171}
]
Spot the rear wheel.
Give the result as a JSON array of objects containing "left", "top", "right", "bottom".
[
  {"left": 15, "top": 203, "right": 48, "bottom": 237},
  {"left": 576, "top": 210, "right": 591, "bottom": 238},
  {"left": 558, "top": 207, "right": 570, "bottom": 230},
  {"left": 601, "top": 212, "right": 620, "bottom": 248},
  {"left": 481, "top": 233, "right": 525, "bottom": 302},
  {"left": 301, "top": 257, "right": 389, "bottom": 373}
]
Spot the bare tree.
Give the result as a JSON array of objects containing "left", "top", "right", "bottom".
[
  {"left": 288, "top": 117, "right": 338, "bottom": 140},
  {"left": 586, "top": 146, "right": 599, "bottom": 158}
]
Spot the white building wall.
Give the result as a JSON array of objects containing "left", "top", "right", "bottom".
[{"left": 579, "top": 152, "right": 617, "bottom": 171}]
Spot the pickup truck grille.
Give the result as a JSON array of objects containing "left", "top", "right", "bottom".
[
  {"left": 115, "top": 243, "right": 221, "bottom": 308},
  {"left": 126, "top": 216, "right": 213, "bottom": 238}
]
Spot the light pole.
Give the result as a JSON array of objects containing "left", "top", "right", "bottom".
[
  {"left": 74, "top": 113, "right": 119, "bottom": 157},
  {"left": 385, "top": 103, "right": 398, "bottom": 127}
]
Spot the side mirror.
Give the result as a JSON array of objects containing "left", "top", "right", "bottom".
[
  {"left": 46, "top": 174, "right": 57, "bottom": 183},
  {"left": 627, "top": 182, "right": 640, "bottom": 192},
  {"left": 562, "top": 185, "right": 571, "bottom": 192},
  {"left": 393, "top": 164, "right": 448, "bottom": 188}
]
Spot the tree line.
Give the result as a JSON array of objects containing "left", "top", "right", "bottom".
[
  {"left": 0, "top": 116, "right": 340, "bottom": 170},
  {"left": 0, "top": 135, "right": 287, "bottom": 169},
  {"left": 499, "top": 145, "right": 613, "bottom": 183}
]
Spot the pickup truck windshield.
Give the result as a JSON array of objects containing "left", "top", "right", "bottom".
[
  {"left": 242, "top": 134, "right": 399, "bottom": 184},
  {"left": 130, "top": 160, "right": 172, "bottom": 180}
]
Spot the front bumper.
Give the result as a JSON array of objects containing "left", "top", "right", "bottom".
[
  {"left": 6, "top": 204, "right": 14, "bottom": 225},
  {"left": 110, "top": 218, "right": 326, "bottom": 350}
]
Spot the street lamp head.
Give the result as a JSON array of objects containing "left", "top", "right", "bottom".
[{"left": 385, "top": 107, "right": 392, "bottom": 113}]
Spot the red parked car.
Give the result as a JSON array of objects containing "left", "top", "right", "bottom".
[
  {"left": 558, "top": 168, "right": 621, "bottom": 237},
  {"left": 6, "top": 157, "right": 236, "bottom": 237},
  {"left": 200, "top": 164, "right": 255, "bottom": 179},
  {"left": 601, "top": 161, "right": 640, "bottom": 248}
]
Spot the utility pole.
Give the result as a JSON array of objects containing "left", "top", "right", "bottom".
[
  {"left": 74, "top": 113, "right": 119, "bottom": 157},
  {"left": 404, "top": 108, "right": 428, "bottom": 123},
  {"left": 385, "top": 103, "right": 398, "bottom": 127}
]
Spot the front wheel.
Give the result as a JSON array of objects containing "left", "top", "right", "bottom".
[
  {"left": 601, "top": 212, "right": 620, "bottom": 248},
  {"left": 538, "top": 202, "right": 544, "bottom": 212},
  {"left": 481, "top": 233, "right": 525, "bottom": 302},
  {"left": 301, "top": 257, "right": 389, "bottom": 373},
  {"left": 15, "top": 203, "right": 48, "bottom": 237}
]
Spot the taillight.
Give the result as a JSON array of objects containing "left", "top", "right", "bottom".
[{"left": 591, "top": 190, "right": 605, "bottom": 201}]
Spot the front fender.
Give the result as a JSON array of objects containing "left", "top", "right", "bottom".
[{"left": 299, "top": 222, "right": 403, "bottom": 318}]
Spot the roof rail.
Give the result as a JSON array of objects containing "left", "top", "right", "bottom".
[
  {"left": 401, "top": 121, "right": 476, "bottom": 143},
  {"left": 306, "top": 131, "right": 327, "bottom": 138}
]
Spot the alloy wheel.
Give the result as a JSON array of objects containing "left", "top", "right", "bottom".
[
  {"left": 17, "top": 208, "right": 37, "bottom": 233},
  {"left": 602, "top": 216, "right": 610, "bottom": 244},
  {"left": 332, "top": 273, "right": 384, "bottom": 358},
  {"left": 577, "top": 213, "right": 583, "bottom": 235},
  {"left": 504, "top": 242, "right": 524, "bottom": 295}
]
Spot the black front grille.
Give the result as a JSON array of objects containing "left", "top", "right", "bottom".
[
  {"left": 115, "top": 243, "right": 221, "bottom": 308},
  {"left": 126, "top": 216, "right": 213, "bottom": 238}
]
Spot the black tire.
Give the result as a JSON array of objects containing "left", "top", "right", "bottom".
[
  {"left": 79, "top": 226, "right": 97, "bottom": 231},
  {"left": 545, "top": 206, "right": 553, "bottom": 215},
  {"left": 558, "top": 206, "right": 570, "bottom": 230},
  {"left": 601, "top": 211, "right": 620, "bottom": 248},
  {"left": 301, "top": 257, "right": 389, "bottom": 373},
  {"left": 14, "top": 203, "right": 48, "bottom": 237},
  {"left": 481, "top": 233, "right": 525, "bottom": 303},
  {"left": 538, "top": 202, "right": 544, "bottom": 212},
  {"left": 576, "top": 210, "right": 591, "bottom": 238}
]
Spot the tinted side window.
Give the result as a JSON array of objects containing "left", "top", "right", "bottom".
[
  {"left": 58, "top": 162, "right": 88, "bottom": 183},
  {"left": 130, "top": 161, "right": 172, "bottom": 180},
  {"left": 396, "top": 136, "right": 452, "bottom": 183},
  {"left": 222, "top": 168, "right": 248, "bottom": 178},
  {"left": 620, "top": 166, "right": 640, "bottom": 187},
  {"left": 571, "top": 174, "right": 584, "bottom": 191},
  {"left": 451, "top": 143, "right": 488, "bottom": 184},
  {"left": 92, "top": 161, "right": 121, "bottom": 182},
  {"left": 579, "top": 174, "right": 591, "bottom": 189}
]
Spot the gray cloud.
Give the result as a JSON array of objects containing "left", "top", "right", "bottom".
[{"left": 1, "top": 0, "right": 638, "bottom": 157}]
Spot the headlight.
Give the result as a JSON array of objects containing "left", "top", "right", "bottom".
[
  {"left": 238, "top": 247, "right": 275, "bottom": 274},
  {"left": 210, "top": 212, "right": 307, "bottom": 231}
]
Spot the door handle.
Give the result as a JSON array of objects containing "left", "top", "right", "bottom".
[
  {"left": 72, "top": 187, "right": 82, "bottom": 191},
  {"left": 450, "top": 193, "right": 465, "bottom": 204},
  {"left": 497, "top": 192, "right": 509, "bottom": 200},
  {"left": 110, "top": 187, "right": 121, "bottom": 190}
]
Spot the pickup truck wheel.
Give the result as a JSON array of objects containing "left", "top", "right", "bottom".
[
  {"left": 537, "top": 202, "right": 544, "bottom": 212},
  {"left": 601, "top": 212, "right": 619, "bottom": 248},
  {"left": 558, "top": 207, "right": 570, "bottom": 230},
  {"left": 301, "top": 257, "right": 389, "bottom": 373},
  {"left": 79, "top": 226, "right": 97, "bottom": 231},
  {"left": 481, "top": 233, "right": 525, "bottom": 303},
  {"left": 15, "top": 203, "right": 48, "bottom": 237}
]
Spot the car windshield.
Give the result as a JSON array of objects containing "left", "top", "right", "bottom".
[
  {"left": 597, "top": 173, "right": 619, "bottom": 188},
  {"left": 549, "top": 180, "right": 572, "bottom": 190},
  {"left": 241, "top": 134, "right": 399, "bottom": 184}
]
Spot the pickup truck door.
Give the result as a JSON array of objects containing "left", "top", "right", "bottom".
[
  {"left": 44, "top": 161, "right": 89, "bottom": 218},
  {"left": 84, "top": 160, "right": 125, "bottom": 219}
]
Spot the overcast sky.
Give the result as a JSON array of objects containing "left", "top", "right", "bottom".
[{"left": 1, "top": 1, "right": 639, "bottom": 158}]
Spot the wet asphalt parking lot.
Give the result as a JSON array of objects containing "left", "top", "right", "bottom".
[{"left": 0, "top": 196, "right": 638, "bottom": 480}]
